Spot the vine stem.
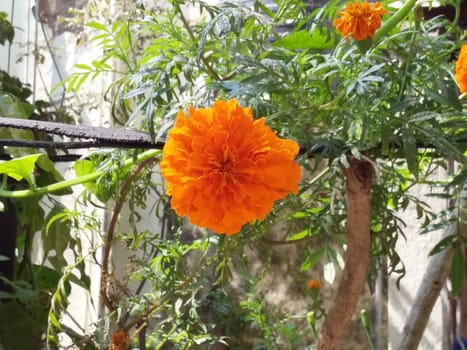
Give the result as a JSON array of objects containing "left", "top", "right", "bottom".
[
  {"left": 0, "top": 149, "right": 160, "bottom": 198},
  {"left": 317, "top": 157, "right": 373, "bottom": 350},
  {"left": 373, "top": 0, "right": 417, "bottom": 43},
  {"left": 172, "top": 1, "right": 222, "bottom": 81}
]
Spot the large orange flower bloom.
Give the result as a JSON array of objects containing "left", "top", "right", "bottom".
[
  {"left": 455, "top": 44, "right": 467, "bottom": 94},
  {"left": 160, "top": 99, "right": 301, "bottom": 236},
  {"left": 333, "top": 1, "right": 387, "bottom": 41}
]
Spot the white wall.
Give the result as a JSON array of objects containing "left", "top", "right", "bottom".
[{"left": 0, "top": 0, "right": 109, "bottom": 339}]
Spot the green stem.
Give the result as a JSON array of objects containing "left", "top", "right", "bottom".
[
  {"left": 172, "top": 1, "right": 222, "bottom": 81},
  {"left": 373, "top": 0, "right": 417, "bottom": 43},
  {"left": 397, "top": 29, "right": 418, "bottom": 102},
  {"left": 446, "top": 0, "right": 461, "bottom": 34},
  {"left": 0, "top": 149, "right": 160, "bottom": 199}
]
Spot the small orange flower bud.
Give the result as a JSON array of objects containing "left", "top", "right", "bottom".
[{"left": 307, "top": 279, "right": 321, "bottom": 289}]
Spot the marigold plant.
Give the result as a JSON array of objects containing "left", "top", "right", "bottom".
[
  {"left": 160, "top": 99, "right": 301, "bottom": 235},
  {"left": 456, "top": 44, "right": 467, "bottom": 94},
  {"left": 333, "top": 1, "right": 387, "bottom": 41}
]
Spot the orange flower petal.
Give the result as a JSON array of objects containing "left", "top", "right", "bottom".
[
  {"left": 456, "top": 44, "right": 467, "bottom": 94},
  {"left": 160, "top": 99, "right": 301, "bottom": 235},
  {"left": 333, "top": 1, "right": 387, "bottom": 41}
]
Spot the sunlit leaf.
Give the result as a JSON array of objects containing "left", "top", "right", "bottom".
[
  {"left": 323, "top": 261, "right": 336, "bottom": 283},
  {"left": 274, "top": 29, "right": 336, "bottom": 50},
  {"left": 0, "top": 153, "right": 41, "bottom": 185},
  {"left": 301, "top": 247, "right": 326, "bottom": 271}
]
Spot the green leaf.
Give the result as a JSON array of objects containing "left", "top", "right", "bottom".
[
  {"left": 0, "top": 12, "right": 14, "bottom": 45},
  {"left": 86, "top": 21, "right": 108, "bottom": 31},
  {"left": 0, "top": 92, "right": 32, "bottom": 119},
  {"left": 401, "top": 127, "right": 418, "bottom": 178},
  {"left": 451, "top": 244, "right": 465, "bottom": 296},
  {"left": 429, "top": 234, "right": 456, "bottom": 256},
  {"left": 42, "top": 204, "right": 71, "bottom": 268},
  {"left": 274, "top": 29, "right": 336, "bottom": 50},
  {"left": 254, "top": 0, "right": 275, "bottom": 18},
  {"left": 0, "top": 302, "right": 35, "bottom": 350},
  {"left": 34, "top": 265, "right": 63, "bottom": 290},
  {"left": 0, "top": 153, "right": 41, "bottom": 185},
  {"left": 288, "top": 229, "right": 310, "bottom": 241},
  {"left": 35, "top": 155, "right": 72, "bottom": 194},
  {"left": 301, "top": 247, "right": 326, "bottom": 271},
  {"left": 74, "top": 158, "right": 113, "bottom": 202},
  {"left": 446, "top": 168, "right": 467, "bottom": 189},
  {"left": 0, "top": 93, "right": 36, "bottom": 157}
]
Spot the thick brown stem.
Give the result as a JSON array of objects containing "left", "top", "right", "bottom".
[{"left": 317, "top": 157, "right": 373, "bottom": 350}]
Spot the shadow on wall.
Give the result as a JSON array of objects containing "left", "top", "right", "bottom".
[
  {"left": 34, "top": 0, "right": 89, "bottom": 36},
  {"left": 388, "top": 278, "right": 445, "bottom": 350}
]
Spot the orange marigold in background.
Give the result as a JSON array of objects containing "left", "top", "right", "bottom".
[
  {"left": 307, "top": 279, "right": 321, "bottom": 289},
  {"left": 108, "top": 331, "right": 128, "bottom": 350},
  {"left": 160, "top": 99, "right": 301, "bottom": 236},
  {"left": 333, "top": 1, "right": 387, "bottom": 41},
  {"left": 455, "top": 44, "right": 467, "bottom": 94}
]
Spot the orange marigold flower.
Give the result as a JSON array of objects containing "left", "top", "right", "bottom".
[
  {"left": 108, "top": 331, "right": 128, "bottom": 350},
  {"left": 307, "top": 279, "right": 321, "bottom": 289},
  {"left": 333, "top": 1, "right": 387, "bottom": 41},
  {"left": 160, "top": 99, "right": 301, "bottom": 236},
  {"left": 455, "top": 44, "right": 467, "bottom": 94}
]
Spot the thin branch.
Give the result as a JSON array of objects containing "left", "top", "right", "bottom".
[
  {"left": 262, "top": 235, "right": 319, "bottom": 246},
  {"left": 0, "top": 149, "right": 160, "bottom": 198},
  {"left": 100, "top": 157, "right": 159, "bottom": 311}
]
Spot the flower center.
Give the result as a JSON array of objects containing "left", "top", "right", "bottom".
[{"left": 210, "top": 146, "right": 238, "bottom": 177}]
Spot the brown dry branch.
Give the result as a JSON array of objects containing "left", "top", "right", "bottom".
[
  {"left": 100, "top": 157, "right": 159, "bottom": 311},
  {"left": 317, "top": 157, "right": 373, "bottom": 350}
]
